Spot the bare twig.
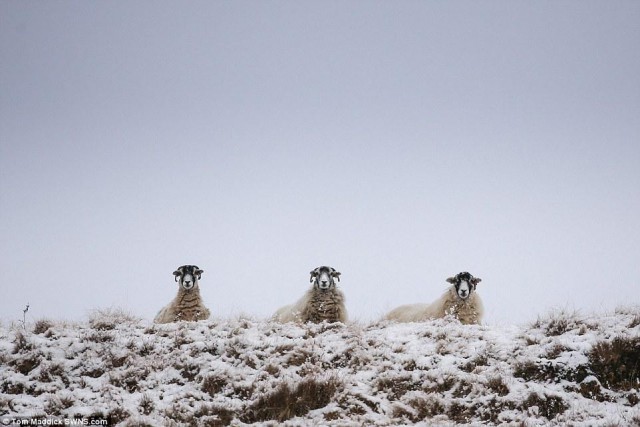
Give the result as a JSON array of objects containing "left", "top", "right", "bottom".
[{"left": 21, "top": 303, "right": 30, "bottom": 329}]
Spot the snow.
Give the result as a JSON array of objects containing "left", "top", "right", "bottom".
[{"left": 1, "top": 307, "right": 639, "bottom": 426}]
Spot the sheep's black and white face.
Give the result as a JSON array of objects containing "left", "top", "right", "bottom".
[
  {"left": 310, "top": 266, "right": 341, "bottom": 291},
  {"left": 173, "top": 265, "right": 203, "bottom": 291},
  {"left": 447, "top": 272, "right": 481, "bottom": 300}
]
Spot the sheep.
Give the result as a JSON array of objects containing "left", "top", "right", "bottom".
[
  {"left": 385, "top": 272, "right": 484, "bottom": 325},
  {"left": 273, "top": 266, "right": 347, "bottom": 324},
  {"left": 154, "top": 265, "right": 211, "bottom": 323}
]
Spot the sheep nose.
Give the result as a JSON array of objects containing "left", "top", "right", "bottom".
[
  {"left": 185, "top": 280, "right": 191, "bottom": 285},
  {"left": 321, "top": 280, "right": 327, "bottom": 285}
]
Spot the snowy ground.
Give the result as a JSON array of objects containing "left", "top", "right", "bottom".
[{"left": 1, "top": 307, "right": 639, "bottom": 426}]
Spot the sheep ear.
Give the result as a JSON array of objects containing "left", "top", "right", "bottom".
[
  {"left": 195, "top": 269, "right": 204, "bottom": 279},
  {"left": 332, "top": 271, "right": 341, "bottom": 282},
  {"left": 472, "top": 277, "right": 482, "bottom": 285},
  {"left": 173, "top": 271, "right": 181, "bottom": 282},
  {"left": 446, "top": 277, "right": 457, "bottom": 284}
]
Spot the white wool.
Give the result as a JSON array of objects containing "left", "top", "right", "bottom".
[
  {"left": 154, "top": 285, "right": 210, "bottom": 324},
  {"left": 385, "top": 285, "right": 484, "bottom": 325},
  {"left": 272, "top": 286, "right": 347, "bottom": 324},
  {"left": 272, "top": 301, "right": 303, "bottom": 324}
]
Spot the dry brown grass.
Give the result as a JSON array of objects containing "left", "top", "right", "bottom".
[
  {"left": 460, "top": 353, "right": 489, "bottom": 373},
  {"left": 406, "top": 395, "right": 446, "bottom": 421},
  {"left": 374, "top": 374, "right": 419, "bottom": 400},
  {"left": 12, "top": 330, "right": 32, "bottom": 353},
  {"left": 486, "top": 376, "right": 509, "bottom": 396},
  {"left": 241, "top": 375, "right": 341, "bottom": 423},
  {"left": 138, "top": 393, "right": 155, "bottom": 416},
  {"left": 588, "top": 336, "right": 640, "bottom": 391},
  {"left": 523, "top": 392, "right": 568, "bottom": 419},
  {"left": 201, "top": 373, "right": 228, "bottom": 396},
  {"left": 33, "top": 319, "right": 53, "bottom": 335},
  {"left": 44, "top": 393, "right": 74, "bottom": 415}
]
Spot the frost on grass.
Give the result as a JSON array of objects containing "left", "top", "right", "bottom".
[{"left": 0, "top": 308, "right": 639, "bottom": 425}]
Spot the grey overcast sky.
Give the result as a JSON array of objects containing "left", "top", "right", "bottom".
[{"left": 1, "top": 2, "right": 639, "bottom": 325}]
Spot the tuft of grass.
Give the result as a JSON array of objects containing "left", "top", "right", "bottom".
[
  {"left": 461, "top": 353, "right": 489, "bottom": 373},
  {"left": 424, "top": 375, "right": 457, "bottom": 393},
  {"left": 201, "top": 373, "right": 228, "bottom": 396},
  {"left": 44, "top": 393, "right": 74, "bottom": 415},
  {"left": 106, "top": 406, "right": 132, "bottom": 424},
  {"left": 12, "top": 330, "right": 33, "bottom": 354},
  {"left": 486, "top": 376, "right": 509, "bottom": 396},
  {"left": 513, "top": 360, "right": 588, "bottom": 384},
  {"left": 514, "top": 360, "right": 553, "bottom": 382},
  {"left": 286, "top": 348, "right": 314, "bottom": 367},
  {"left": 532, "top": 309, "right": 583, "bottom": 337},
  {"left": 88, "top": 308, "right": 139, "bottom": 330},
  {"left": 11, "top": 353, "right": 41, "bottom": 375},
  {"left": 374, "top": 374, "right": 419, "bottom": 400},
  {"left": 0, "top": 396, "right": 12, "bottom": 415},
  {"left": 522, "top": 392, "right": 568, "bottom": 419},
  {"left": 447, "top": 401, "right": 476, "bottom": 424},
  {"left": 451, "top": 379, "right": 475, "bottom": 398},
  {"left": 120, "top": 420, "right": 155, "bottom": 427},
  {"left": 138, "top": 393, "right": 155, "bottom": 415},
  {"left": 81, "top": 366, "right": 105, "bottom": 378},
  {"left": 541, "top": 309, "right": 582, "bottom": 337},
  {"left": 475, "top": 397, "right": 517, "bottom": 423},
  {"left": 109, "top": 367, "right": 149, "bottom": 393},
  {"left": 33, "top": 319, "right": 53, "bottom": 335},
  {"left": 193, "top": 404, "right": 235, "bottom": 427},
  {"left": 178, "top": 362, "right": 199, "bottom": 381},
  {"left": 273, "top": 343, "right": 295, "bottom": 354},
  {"left": 143, "top": 326, "right": 157, "bottom": 335},
  {"left": 173, "top": 328, "right": 194, "bottom": 347},
  {"left": 588, "top": 336, "right": 640, "bottom": 391},
  {"left": 579, "top": 376, "right": 604, "bottom": 401},
  {"left": 85, "top": 330, "right": 114, "bottom": 343},
  {"left": 407, "top": 396, "right": 445, "bottom": 421},
  {"left": 1, "top": 379, "right": 25, "bottom": 395},
  {"left": 390, "top": 404, "right": 414, "bottom": 421},
  {"left": 402, "top": 359, "right": 417, "bottom": 371},
  {"left": 328, "top": 347, "right": 356, "bottom": 368},
  {"left": 231, "top": 383, "right": 254, "bottom": 399},
  {"left": 38, "top": 362, "right": 67, "bottom": 384},
  {"left": 137, "top": 341, "right": 155, "bottom": 357},
  {"left": 263, "top": 364, "right": 280, "bottom": 376},
  {"left": 323, "top": 410, "right": 342, "bottom": 422},
  {"left": 105, "top": 351, "right": 129, "bottom": 369},
  {"left": 545, "top": 344, "right": 568, "bottom": 360},
  {"left": 241, "top": 375, "right": 341, "bottom": 423},
  {"left": 522, "top": 335, "right": 540, "bottom": 346},
  {"left": 243, "top": 354, "right": 257, "bottom": 369}
]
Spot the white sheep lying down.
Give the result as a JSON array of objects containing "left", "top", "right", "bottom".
[
  {"left": 385, "top": 272, "right": 484, "bottom": 325},
  {"left": 273, "top": 266, "right": 347, "bottom": 324},
  {"left": 154, "top": 265, "right": 211, "bottom": 323}
]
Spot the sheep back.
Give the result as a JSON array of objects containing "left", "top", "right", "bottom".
[
  {"left": 272, "top": 304, "right": 301, "bottom": 323},
  {"left": 385, "top": 303, "right": 432, "bottom": 322},
  {"left": 385, "top": 287, "right": 484, "bottom": 325},
  {"left": 154, "top": 288, "right": 210, "bottom": 324}
]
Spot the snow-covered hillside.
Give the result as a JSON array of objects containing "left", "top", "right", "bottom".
[{"left": 1, "top": 308, "right": 639, "bottom": 426}]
